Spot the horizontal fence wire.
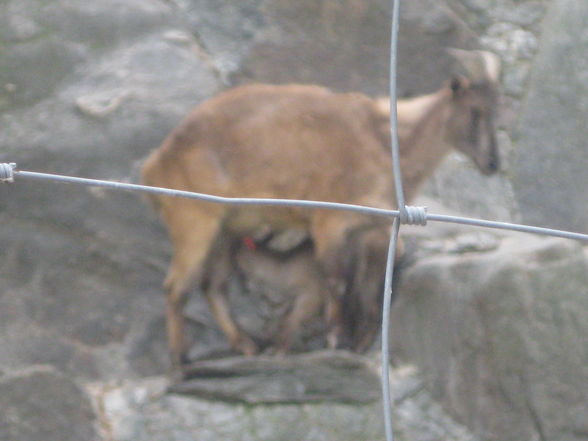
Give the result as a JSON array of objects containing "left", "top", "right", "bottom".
[{"left": 3, "top": 168, "right": 588, "bottom": 243}]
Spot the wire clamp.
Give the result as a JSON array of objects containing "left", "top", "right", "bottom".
[
  {"left": 399, "top": 205, "right": 427, "bottom": 226},
  {"left": 0, "top": 163, "right": 16, "bottom": 183}
]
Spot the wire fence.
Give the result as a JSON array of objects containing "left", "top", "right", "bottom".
[{"left": 1, "top": 1, "right": 588, "bottom": 440}]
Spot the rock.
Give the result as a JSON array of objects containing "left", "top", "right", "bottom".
[
  {"left": 494, "top": 2, "right": 545, "bottom": 27},
  {"left": 179, "top": 0, "right": 267, "bottom": 82},
  {"left": 480, "top": 22, "right": 538, "bottom": 63},
  {"left": 0, "top": 365, "right": 97, "bottom": 441},
  {"left": 171, "top": 351, "right": 381, "bottom": 404},
  {"left": 233, "top": 0, "right": 474, "bottom": 97},
  {"left": 391, "top": 235, "right": 588, "bottom": 441},
  {"left": 0, "top": 0, "right": 221, "bottom": 381},
  {"left": 511, "top": 0, "right": 588, "bottom": 233},
  {"left": 447, "top": 0, "right": 546, "bottom": 30},
  {"left": 92, "top": 364, "right": 479, "bottom": 441}
]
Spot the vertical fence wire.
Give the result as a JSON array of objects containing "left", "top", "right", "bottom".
[
  {"left": 387, "top": 0, "right": 406, "bottom": 211},
  {"left": 381, "top": 1, "right": 402, "bottom": 440},
  {"left": 381, "top": 218, "right": 401, "bottom": 441}
]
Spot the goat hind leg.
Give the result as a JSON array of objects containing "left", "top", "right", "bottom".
[
  {"left": 204, "top": 236, "right": 258, "bottom": 356},
  {"left": 275, "top": 287, "right": 323, "bottom": 354},
  {"left": 206, "top": 292, "right": 258, "bottom": 356},
  {"left": 311, "top": 214, "right": 355, "bottom": 350},
  {"left": 163, "top": 210, "right": 223, "bottom": 372}
]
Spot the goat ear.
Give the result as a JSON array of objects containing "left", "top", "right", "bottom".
[{"left": 374, "top": 97, "right": 390, "bottom": 118}]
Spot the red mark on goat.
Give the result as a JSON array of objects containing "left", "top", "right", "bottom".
[{"left": 243, "top": 236, "right": 257, "bottom": 251}]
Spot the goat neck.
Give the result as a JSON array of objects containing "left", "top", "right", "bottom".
[{"left": 396, "top": 87, "right": 454, "bottom": 202}]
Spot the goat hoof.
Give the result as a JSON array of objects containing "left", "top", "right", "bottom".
[
  {"left": 235, "top": 336, "right": 259, "bottom": 357},
  {"left": 168, "top": 365, "right": 187, "bottom": 383},
  {"left": 167, "top": 353, "right": 191, "bottom": 383},
  {"left": 273, "top": 349, "right": 287, "bottom": 359},
  {"left": 265, "top": 345, "right": 288, "bottom": 358},
  {"left": 327, "top": 331, "right": 340, "bottom": 350}
]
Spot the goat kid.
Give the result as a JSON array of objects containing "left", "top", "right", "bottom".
[
  {"left": 231, "top": 227, "right": 390, "bottom": 354},
  {"left": 142, "top": 49, "right": 501, "bottom": 372}
]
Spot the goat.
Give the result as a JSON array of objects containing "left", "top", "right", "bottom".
[
  {"left": 142, "top": 49, "right": 501, "bottom": 372},
  {"left": 234, "top": 236, "right": 327, "bottom": 353},
  {"left": 229, "top": 227, "right": 390, "bottom": 354}
]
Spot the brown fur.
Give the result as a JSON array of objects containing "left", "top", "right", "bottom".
[
  {"left": 234, "top": 238, "right": 326, "bottom": 353},
  {"left": 142, "top": 50, "right": 501, "bottom": 371},
  {"left": 230, "top": 227, "right": 391, "bottom": 353}
]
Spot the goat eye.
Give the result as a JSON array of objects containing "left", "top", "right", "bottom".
[{"left": 450, "top": 77, "right": 462, "bottom": 92}]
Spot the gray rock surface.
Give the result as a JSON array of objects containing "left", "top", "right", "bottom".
[
  {"left": 510, "top": 0, "right": 588, "bottom": 232},
  {"left": 172, "top": 351, "right": 381, "bottom": 404},
  {"left": 392, "top": 232, "right": 588, "bottom": 441},
  {"left": 232, "top": 0, "right": 473, "bottom": 97},
  {"left": 0, "top": 0, "right": 221, "bottom": 381},
  {"left": 0, "top": 365, "right": 97, "bottom": 441},
  {"left": 90, "top": 364, "right": 478, "bottom": 441}
]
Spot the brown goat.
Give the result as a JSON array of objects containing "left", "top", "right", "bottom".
[
  {"left": 142, "top": 49, "right": 501, "bottom": 372},
  {"left": 231, "top": 227, "right": 390, "bottom": 354}
]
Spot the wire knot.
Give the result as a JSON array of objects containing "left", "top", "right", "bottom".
[
  {"left": 0, "top": 163, "right": 16, "bottom": 183},
  {"left": 399, "top": 205, "right": 427, "bottom": 226}
]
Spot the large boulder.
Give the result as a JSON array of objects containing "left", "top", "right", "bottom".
[
  {"left": 391, "top": 232, "right": 588, "bottom": 441},
  {"left": 172, "top": 351, "right": 382, "bottom": 404},
  {"left": 0, "top": 358, "right": 479, "bottom": 441},
  {"left": 0, "top": 0, "right": 221, "bottom": 380},
  {"left": 510, "top": 0, "right": 588, "bottom": 232},
  {"left": 92, "top": 363, "right": 479, "bottom": 441}
]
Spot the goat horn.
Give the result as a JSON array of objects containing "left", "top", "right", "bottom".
[{"left": 447, "top": 48, "right": 501, "bottom": 84}]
